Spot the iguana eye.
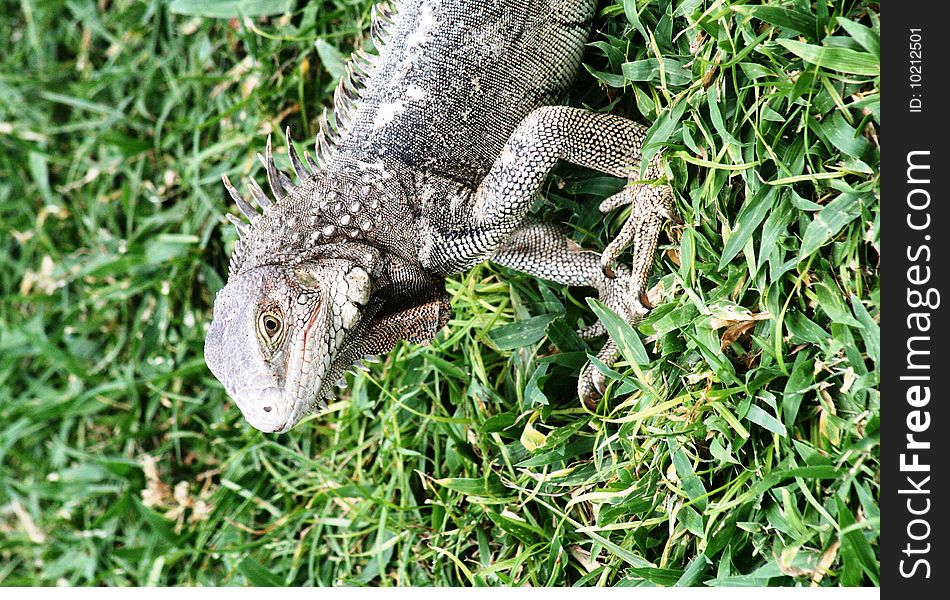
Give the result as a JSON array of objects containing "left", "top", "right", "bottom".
[{"left": 258, "top": 311, "right": 284, "bottom": 343}]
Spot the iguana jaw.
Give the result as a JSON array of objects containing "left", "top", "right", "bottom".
[
  {"left": 205, "top": 259, "right": 373, "bottom": 433},
  {"left": 267, "top": 292, "right": 332, "bottom": 432}
]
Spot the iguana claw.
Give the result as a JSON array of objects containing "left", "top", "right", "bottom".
[{"left": 578, "top": 338, "right": 617, "bottom": 410}]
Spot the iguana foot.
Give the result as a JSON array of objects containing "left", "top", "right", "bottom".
[
  {"left": 576, "top": 260, "right": 652, "bottom": 409},
  {"left": 463, "top": 107, "right": 679, "bottom": 409},
  {"left": 578, "top": 169, "right": 676, "bottom": 409},
  {"left": 598, "top": 168, "right": 678, "bottom": 303},
  {"left": 579, "top": 259, "right": 651, "bottom": 329},
  {"left": 491, "top": 217, "right": 673, "bottom": 409},
  {"left": 578, "top": 337, "right": 617, "bottom": 409}
]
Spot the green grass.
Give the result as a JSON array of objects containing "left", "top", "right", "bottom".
[{"left": 0, "top": 0, "right": 879, "bottom": 587}]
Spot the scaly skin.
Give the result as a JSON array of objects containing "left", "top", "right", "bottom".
[{"left": 204, "top": 0, "right": 676, "bottom": 432}]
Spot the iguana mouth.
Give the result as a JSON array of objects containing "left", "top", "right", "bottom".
[{"left": 255, "top": 386, "right": 289, "bottom": 433}]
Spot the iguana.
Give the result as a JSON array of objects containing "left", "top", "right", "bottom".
[{"left": 204, "top": 0, "right": 677, "bottom": 433}]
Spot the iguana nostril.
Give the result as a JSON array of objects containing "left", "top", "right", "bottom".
[{"left": 263, "top": 405, "right": 272, "bottom": 412}]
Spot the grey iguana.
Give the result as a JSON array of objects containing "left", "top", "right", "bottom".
[{"left": 204, "top": 0, "right": 677, "bottom": 432}]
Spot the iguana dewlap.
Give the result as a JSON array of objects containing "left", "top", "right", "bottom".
[{"left": 204, "top": 0, "right": 676, "bottom": 432}]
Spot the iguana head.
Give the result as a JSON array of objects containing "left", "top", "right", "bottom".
[
  {"left": 205, "top": 132, "right": 386, "bottom": 432},
  {"left": 205, "top": 256, "right": 374, "bottom": 432}
]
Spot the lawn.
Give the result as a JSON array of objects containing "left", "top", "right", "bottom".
[{"left": 0, "top": 0, "right": 880, "bottom": 587}]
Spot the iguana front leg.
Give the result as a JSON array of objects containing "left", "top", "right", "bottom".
[
  {"left": 420, "top": 106, "right": 675, "bottom": 405},
  {"left": 490, "top": 222, "right": 640, "bottom": 408},
  {"left": 422, "top": 106, "right": 675, "bottom": 300}
]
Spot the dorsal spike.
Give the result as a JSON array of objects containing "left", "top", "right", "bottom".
[
  {"left": 349, "top": 53, "right": 375, "bottom": 84},
  {"left": 277, "top": 169, "right": 295, "bottom": 192},
  {"left": 225, "top": 213, "right": 248, "bottom": 236},
  {"left": 317, "top": 107, "right": 330, "bottom": 134},
  {"left": 347, "top": 60, "right": 369, "bottom": 86},
  {"left": 333, "top": 88, "right": 347, "bottom": 117},
  {"left": 285, "top": 127, "right": 310, "bottom": 180},
  {"left": 304, "top": 150, "right": 320, "bottom": 172},
  {"left": 334, "top": 97, "right": 352, "bottom": 125},
  {"left": 341, "top": 63, "right": 362, "bottom": 92},
  {"left": 260, "top": 135, "right": 285, "bottom": 199},
  {"left": 222, "top": 173, "right": 259, "bottom": 221},
  {"left": 247, "top": 178, "right": 271, "bottom": 209},
  {"left": 322, "top": 109, "right": 341, "bottom": 145},
  {"left": 352, "top": 49, "right": 373, "bottom": 70},
  {"left": 370, "top": 4, "right": 392, "bottom": 42},
  {"left": 315, "top": 131, "right": 332, "bottom": 164},
  {"left": 314, "top": 108, "right": 338, "bottom": 162},
  {"left": 305, "top": 1, "right": 403, "bottom": 170}
]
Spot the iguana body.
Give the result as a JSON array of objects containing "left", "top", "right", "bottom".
[{"left": 205, "top": 0, "right": 675, "bottom": 432}]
